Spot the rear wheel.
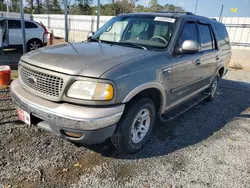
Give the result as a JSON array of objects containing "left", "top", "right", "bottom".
[
  {"left": 206, "top": 73, "right": 220, "bottom": 101},
  {"left": 111, "top": 98, "right": 156, "bottom": 153},
  {"left": 27, "top": 39, "right": 43, "bottom": 51}
]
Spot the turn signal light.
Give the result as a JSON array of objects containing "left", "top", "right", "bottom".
[{"left": 62, "top": 130, "right": 83, "bottom": 138}]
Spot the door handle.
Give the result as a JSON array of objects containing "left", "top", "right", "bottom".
[
  {"left": 195, "top": 59, "right": 201, "bottom": 66},
  {"left": 162, "top": 68, "right": 172, "bottom": 74},
  {"left": 216, "top": 56, "right": 220, "bottom": 61}
]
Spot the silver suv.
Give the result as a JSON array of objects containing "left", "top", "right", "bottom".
[{"left": 10, "top": 12, "right": 231, "bottom": 153}]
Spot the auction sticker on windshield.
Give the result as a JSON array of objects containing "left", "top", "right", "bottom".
[{"left": 154, "top": 17, "right": 176, "bottom": 23}]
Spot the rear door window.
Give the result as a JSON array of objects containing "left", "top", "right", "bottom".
[
  {"left": 198, "top": 24, "right": 215, "bottom": 51},
  {"left": 8, "top": 20, "right": 21, "bottom": 29}
]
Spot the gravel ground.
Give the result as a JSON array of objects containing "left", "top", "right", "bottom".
[{"left": 0, "top": 69, "right": 250, "bottom": 188}]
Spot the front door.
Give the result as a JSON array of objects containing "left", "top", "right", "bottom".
[
  {"left": 0, "top": 19, "right": 8, "bottom": 47},
  {"left": 169, "top": 21, "right": 203, "bottom": 104}
]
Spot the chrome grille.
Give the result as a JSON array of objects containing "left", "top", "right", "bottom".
[{"left": 19, "top": 65, "right": 64, "bottom": 98}]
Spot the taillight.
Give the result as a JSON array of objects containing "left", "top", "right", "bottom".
[
  {"left": 37, "top": 22, "right": 48, "bottom": 45},
  {"left": 38, "top": 22, "right": 48, "bottom": 33}
]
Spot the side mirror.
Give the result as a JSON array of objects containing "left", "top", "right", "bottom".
[
  {"left": 181, "top": 40, "right": 199, "bottom": 54},
  {"left": 174, "top": 40, "right": 199, "bottom": 55},
  {"left": 87, "top": 31, "right": 94, "bottom": 40}
]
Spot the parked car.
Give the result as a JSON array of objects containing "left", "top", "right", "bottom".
[
  {"left": 10, "top": 12, "right": 231, "bottom": 153},
  {"left": 0, "top": 17, "right": 48, "bottom": 51}
]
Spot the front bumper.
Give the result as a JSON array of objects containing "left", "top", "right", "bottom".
[{"left": 10, "top": 79, "right": 125, "bottom": 144}]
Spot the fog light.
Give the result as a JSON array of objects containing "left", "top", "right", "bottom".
[{"left": 62, "top": 130, "right": 83, "bottom": 138}]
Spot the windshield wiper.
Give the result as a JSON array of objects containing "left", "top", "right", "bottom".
[{"left": 121, "top": 41, "right": 148, "bottom": 51}]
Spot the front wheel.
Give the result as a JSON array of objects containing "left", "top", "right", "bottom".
[
  {"left": 111, "top": 98, "right": 156, "bottom": 153},
  {"left": 206, "top": 73, "right": 220, "bottom": 101}
]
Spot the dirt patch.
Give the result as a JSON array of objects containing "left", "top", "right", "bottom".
[
  {"left": 54, "top": 152, "right": 105, "bottom": 182},
  {"left": 228, "top": 62, "right": 243, "bottom": 70},
  {"left": 115, "top": 163, "right": 138, "bottom": 182}
]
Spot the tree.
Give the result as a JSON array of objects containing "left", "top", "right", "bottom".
[
  {"left": 26, "top": 0, "right": 34, "bottom": 13},
  {"left": 51, "top": 0, "right": 62, "bottom": 13},
  {"left": 43, "top": 0, "right": 51, "bottom": 13},
  {"left": 74, "top": 0, "right": 93, "bottom": 14},
  {"left": 0, "top": 0, "right": 7, "bottom": 11},
  {"left": 35, "top": 0, "right": 42, "bottom": 13},
  {"left": 10, "top": 0, "right": 20, "bottom": 12},
  {"left": 149, "top": 0, "right": 157, "bottom": 7},
  {"left": 22, "top": 0, "right": 184, "bottom": 15}
]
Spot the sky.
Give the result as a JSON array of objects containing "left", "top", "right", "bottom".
[{"left": 135, "top": 0, "right": 250, "bottom": 17}]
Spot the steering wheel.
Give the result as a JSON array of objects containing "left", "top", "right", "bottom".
[{"left": 150, "top": 36, "right": 168, "bottom": 45}]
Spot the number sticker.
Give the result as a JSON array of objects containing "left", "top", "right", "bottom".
[{"left": 154, "top": 17, "right": 176, "bottom": 23}]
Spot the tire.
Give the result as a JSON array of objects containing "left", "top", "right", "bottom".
[
  {"left": 206, "top": 73, "right": 220, "bottom": 101},
  {"left": 111, "top": 98, "right": 156, "bottom": 154},
  {"left": 27, "top": 39, "right": 43, "bottom": 51}
]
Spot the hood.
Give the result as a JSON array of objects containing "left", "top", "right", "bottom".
[{"left": 21, "top": 42, "right": 151, "bottom": 78}]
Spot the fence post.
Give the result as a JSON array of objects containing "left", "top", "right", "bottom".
[
  {"left": 64, "top": 0, "right": 68, "bottom": 42},
  {"left": 91, "top": 16, "right": 94, "bottom": 32},
  {"left": 48, "top": 14, "right": 50, "bottom": 29}
]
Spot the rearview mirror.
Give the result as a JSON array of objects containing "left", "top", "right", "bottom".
[{"left": 181, "top": 40, "right": 199, "bottom": 54}]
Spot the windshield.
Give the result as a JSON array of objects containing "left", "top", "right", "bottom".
[{"left": 91, "top": 15, "right": 177, "bottom": 50}]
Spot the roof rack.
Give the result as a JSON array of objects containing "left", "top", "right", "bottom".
[{"left": 157, "top": 11, "right": 194, "bottom": 15}]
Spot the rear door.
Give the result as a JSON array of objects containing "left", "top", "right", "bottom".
[
  {"left": 214, "top": 23, "right": 231, "bottom": 70},
  {"left": 197, "top": 22, "right": 218, "bottom": 84},
  {"left": 24, "top": 21, "right": 40, "bottom": 42},
  {"left": 170, "top": 20, "right": 202, "bottom": 103},
  {"left": 8, "top": 19, "right": 22, "bottom": 45}
]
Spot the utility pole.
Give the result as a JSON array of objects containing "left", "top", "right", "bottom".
[
  {"left": 6, "top": 0, "right": 9, "bottom": 17},
  {"left": 19, "top": 0, "right": 27, "bottom": 53},
  {"left": 219, "top": 5, "right": 224, "bottom": 22},
  {"left": 194, "top": 0, "right": 199, "bottom": 14},
  {"left": 97, "top": 0, "right": 100, "bottom": 30},
  {"left": 64, "top": 0, "right": 68, "bottom": 42}
]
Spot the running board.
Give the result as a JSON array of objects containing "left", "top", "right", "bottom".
[{"left": 160, "top": 93, "right": 209, "bottom": 123}]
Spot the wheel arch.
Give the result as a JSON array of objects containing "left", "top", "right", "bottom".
[
  {"left": 122, "top": 82, "right": 166, "bottom": 114},
  {"left": 218, "top": 66, "right": 225, "bottom": 78}
]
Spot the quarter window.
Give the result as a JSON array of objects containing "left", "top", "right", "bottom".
[
  {"left": 25, "top": 21, "right": 38, "bottom": 28},
  {"left": 215, "top": 24, "right": 230, "bottom": 50},
  {"left": 198, "top": 24, "right": 214, "bottom": 51}
]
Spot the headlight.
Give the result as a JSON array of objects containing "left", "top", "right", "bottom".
[{"left": 67, "top": 81, "right": 114, "bottom": 101}]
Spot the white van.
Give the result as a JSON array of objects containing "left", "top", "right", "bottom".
[{"left": 0, "top": 17, "right": 48, "bottom": 51}]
